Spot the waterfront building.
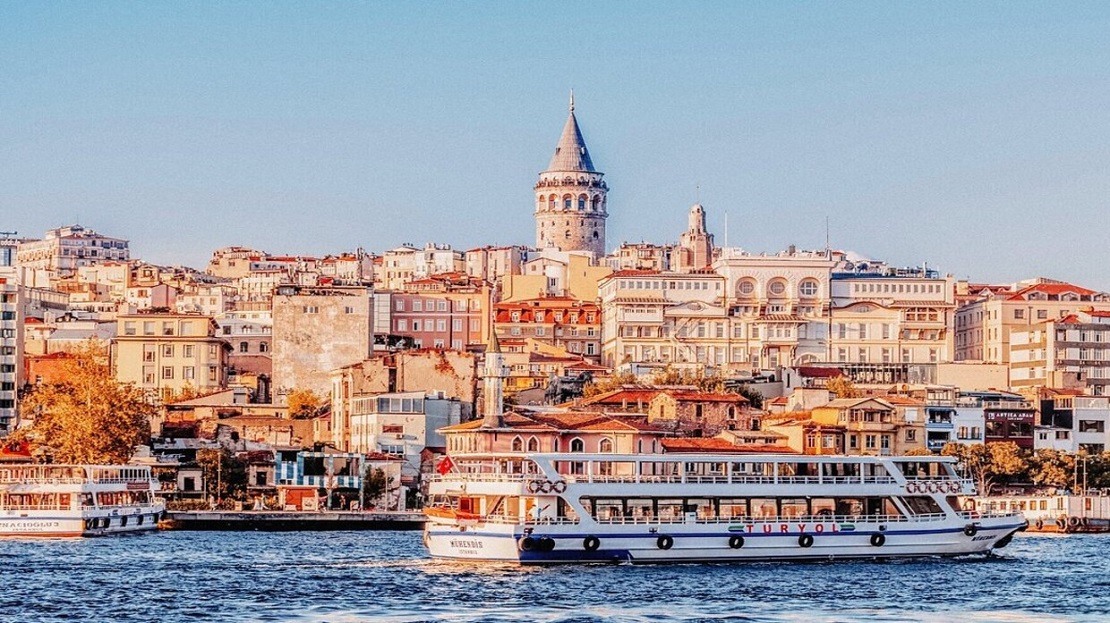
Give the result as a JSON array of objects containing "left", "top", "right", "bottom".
[
  {"left": 712, "top": 247, "right": 834, "bottom": 372},
  {"left": 597, "top": 269, "right": 727, "bottom": 373},
  {"left": 604, "top": 242, "right": 673, "bottom": 273},
  {"left": 0, "top": 273, "right": 22, "bottom": 436},
  {"left": 376, "top": 244, "right": 465, "bottom": 291},
  {"left": 534, "top": 93, "right": 608, "bottom": 257},
  {"left": 464, "top": 245, "right": 529, "bottom": 287},
  {"left": 500, "top": 250, "right": 611, "bottom": 303},
  {"left": 955, "top": 279, "right": 1110, "bottom": 364},
  {"left": 810, "top": 397, "right": 925, "bottom": 456},
  {"left": 387, "top": 273, "right": 492, "bottom": 351},
  {"left": 275, "top": 450, "right": 405, "bottom": 511},
  {"left": 15, "top": 225, "right": 129, "bottom": 286},
  {"left": 346, "top": 390, "right": 462, "bottom": 483},
  {"left": 114, "top": 312, "right": 230, "bottom": 403},
  {"left": 493, "top": 296, "right": 601, "bottom": 362},
  {"left": 271, "top": 285, "right": 373, "bottom": 400},
  {"left": 1010, "top": 309, "right": 1110, "bottom": 396},
  {"left": 1037, "top": 394, "right": 1110, "bottom": 454}
]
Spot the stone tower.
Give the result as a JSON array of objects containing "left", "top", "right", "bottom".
[
  {"left": 677, "top": 203, "right": 715, "bottom": 272},
  {"left": 534, "top": 92, "right": 608, "bottom": 257}
]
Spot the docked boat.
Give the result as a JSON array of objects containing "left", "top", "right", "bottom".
[
  {"left": 424, "top": 452, "right": 1028, "bottom": 564},
  {"left": 0, "top": 464, "right": 165, "bottom": 537}
]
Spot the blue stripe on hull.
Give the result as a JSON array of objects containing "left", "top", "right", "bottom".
[{"left": 429, "top": 523, "right": 1026, "bottom": 541}]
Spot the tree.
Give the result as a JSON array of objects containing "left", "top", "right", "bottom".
[
  {"left": 826, "top": 376, "right": 861, "bottom": 399},
  {"left": 649, "top": 366, "right": 725, "bottom": 392},
  {"left": 287, "top": 389, "right": 324, "bottom": 419},
  {"left": 582, "top": 371, "right": 637, "bottom": 398},
  {"left": 731, "top": 384, "right": 764, "bottom": 410},
  {"left": 362, "top": 467, "right": 394, "bottom": 509},
  {"left": 942, "top": 442, "right": 1028, "bottom": 495},
  {"left": 17, "top": 343, "right": 154, "bottom": 464},
  {"left": 196, "top": 448, "right": 247, "bottom": 504},
  {"left": 1030, "top": 449, "right": 1076, "bottom": 488}
]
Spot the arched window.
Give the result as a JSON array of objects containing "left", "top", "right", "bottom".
[
  {"left": 548, "top": 195, "right": 556, "bottom": 210},
  {"left": 578, "top": 195, "right": 586, "bottom": 210},
  {"left": 259, "top": 342, "right": 268, "bottom": 353},
  {"left": 799, "top": 279, "right": 819, "bottom": 298},
  {"left": 591, "top": 196, "right": 600, "bottom": 211},
  {"left": 565, "top": 230, "right": 571, "bottom": 239},
  {"left": 239, "top": 341, "right": 248, "bottom": 353},
  {"left": 563, "top": 195, "right": 572, "bottom": 210},
  {"left": 592, "top": 230, "right": 599, "bottom": 239},
  {"left": 598, "top": 438, "right": 614, "bottom": 453},
  {"left": 570, "top": 438, "right": 585, "bottom": 453},
  {"left": 527, "top": 436, "right": 539, "bottom": 452},
  {"left": 511, "top": 436, "right": 523, "bottom": 452},
  {"left": 737, "top": 279, "right": 757, "bottom": 298}
]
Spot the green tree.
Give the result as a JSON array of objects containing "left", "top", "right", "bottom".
[
  {"left": 361, "top": 468, "right": 393, "bottom": 509},
  {"left": 196, "top": 448, "right": 247, "bottom": 504},
  {"left": 649, "top": 366, "right": 725, "bottom": 392},
  {"left": 17, "top": 343, "right": 154, "bottom": 463},
  {"left": 942, "top": 442, "right": 1028, "bottom": 494}
]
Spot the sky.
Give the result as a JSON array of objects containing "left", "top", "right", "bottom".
[{"left": 3, "top": 2, "right": 1110, "bottom": 289}]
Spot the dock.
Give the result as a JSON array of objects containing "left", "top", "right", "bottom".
[{"left": 161, "top": 510, "right": 426, "bottom": 531}]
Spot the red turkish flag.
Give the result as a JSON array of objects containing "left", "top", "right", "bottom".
[{"left": 436, "top": 456, "right": 455, "bottom": 475}]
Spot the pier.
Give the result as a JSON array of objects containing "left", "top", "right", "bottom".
[{"left": 161, "top": 510, "right": 426, "bottom": 531}]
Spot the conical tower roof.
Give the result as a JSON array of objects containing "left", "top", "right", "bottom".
[{"left": 545, "top": 92, "right": 596, "bottom": 173}]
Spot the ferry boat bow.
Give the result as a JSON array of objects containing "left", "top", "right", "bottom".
[{"left": 424, "top": 452, "right": 1027, "bottom": 564}]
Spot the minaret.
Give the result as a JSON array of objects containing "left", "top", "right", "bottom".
[
  {"left": 481, "top": 330, "right": 508, "bottom": 428},
  {"left": 534, "top": 92, "right": 608, "bottom": 257}
]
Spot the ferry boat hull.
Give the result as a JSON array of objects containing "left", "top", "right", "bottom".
[
  {"left": 424, "top": 452, "right": 1028, "bottom": 564},
  {"left": 426, "top": 518, "right": 1026, "bottom": 564}
]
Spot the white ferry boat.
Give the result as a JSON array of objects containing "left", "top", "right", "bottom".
[
  {"left": 424, "top": 452, "right": 1028, "bottom": 564},
  {"left": 0, "top": 464, "right": 165, "bottom": 537}
]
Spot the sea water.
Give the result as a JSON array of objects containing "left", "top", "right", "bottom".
[{"left": 2, "top": 531, "right": 1107, "bottom": 623}]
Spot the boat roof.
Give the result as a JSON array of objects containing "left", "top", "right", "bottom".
[{"left": 447, "top": 452, "right": 957, "bottom": 464}]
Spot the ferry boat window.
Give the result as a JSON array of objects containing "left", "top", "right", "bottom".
[
  {"left": 687, "top": 498, "right": 713, "bottom": 518},
  {"left": 627, "top": 498, "right": 654, "bottom": 520},
  {"left": 822, "top": 462, "right": 860, "bottom": 479},
  {"left": 578, "top": 498, "right": 594, "bottom": 517},
  {"left": 750, "top": 497, "right": 776, "bottom": 518},
  {"left": 657, "top": 499, "right": 685, "bottom": 520},
  {"left": 780, "top": 498, "right": 808, "bottom": 517},
  {"left": 835, "top": 498, "right": 865, "bottom": 516},
  {"left": 900, "top": 496, "right": 940, "bottom": 515},
  {"left": 594, "top": 498, "right": 624, "bottom": 520},
  {"left": 719, "top": 499, "right": 748, "bottom": 518},
  {"left": 811, "top": 498, "right": 837, "bottom": 516},
  {"left": 81, "top": 493, "right": 94, "bottom": 507}
]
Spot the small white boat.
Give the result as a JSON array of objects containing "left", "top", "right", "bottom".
[
  {"left": 424, "top": 452, "right": 1028, "bottom": 564},
  {"left": 0, "top": 464, "right": 166, "bottom": 537}
]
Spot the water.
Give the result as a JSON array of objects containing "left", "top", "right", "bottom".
[{"left": 2, "top": 531, "right": 1108, "bottom": 623}]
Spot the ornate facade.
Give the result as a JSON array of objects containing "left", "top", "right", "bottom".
[{"left": 534, "top": 94, "right": 608, "bottom": 257}]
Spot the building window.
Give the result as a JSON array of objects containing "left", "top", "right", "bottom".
[
  {"left": 511, "top": 436, "right": 523, "bottom": 452},
  {"left": 239, "top": 342, "right": 249, "bottom": 353},
  {"left": 259, "top": 342, "right": 268, "bottom": 353},
  {"left": 162, "top": 345, "right": 174, "bottom": 358},
  {"left": 799, "top": 279, "right": 818, "bottom": 298},
  {"left": 162, "top": 367, "right": 174, "bottom": 380},
  {"left": 598, "top": 438, "right": 614, "bottom": 453},
  {"left": 570, "top": 438, "right": 585, "bottom": 452}
]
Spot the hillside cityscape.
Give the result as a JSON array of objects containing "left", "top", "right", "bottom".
[{"left": 2, "top": 98, "right": 1108, "bottom": 509}]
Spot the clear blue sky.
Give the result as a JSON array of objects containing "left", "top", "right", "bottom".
[{"left": 4, "top": 2, "right": 1110, "bottom": 289}]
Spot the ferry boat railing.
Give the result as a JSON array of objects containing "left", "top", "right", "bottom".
[{"left": 432, "top": 473, "right": 972, "bottom": 488}]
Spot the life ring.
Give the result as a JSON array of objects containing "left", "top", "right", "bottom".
[
  {"left": 518, "top": 536, "right": 537, "bottom": 552},
  {"left": 1068, "top": 516, "right": 1082, "bottom": 528},
  {"left": 657, "top": 535, "right": 674, "bottom": 550},
  {"left": 1080, "top": 517, "right": 1090, "bottom": 527},
  {"left": 583, "top": 536, "right": 601, "bottom": 552},
  {"left": 963, "top": 524, "right": 978, "bottom": 537},
  {"left": 728, "top": 535, "right": 745, "bottom": 549},
  {"left": 538, "top": 480, "right": 553, "bottom": 494},
  {"left": 551, "top": 480, "right": 568, "bottom": 493},
  {"left": 1056, "top": 517, "right": 1067, "bottom": 530},
  {"left": 798, "top": 534, "right": 814, "bottom": 548},
  {"left": 136, "top": 515, "right": 144, "bottom": 526},
  {"left": 905, "top": 482, "right": 918, "bottom": 494},
  {"left": 1034, "top": 519, "right": 1044, "bottom": 530},
  {"left": 870, "top": 533, "right": 886, "bottom": 547},
  {"left": 538, "top": 537, "right": 556, "bottom": 552},
  {"left": 927, "top": 482, "right": 939, "bottom": 494},
  {"left": 526, "top": 480, "right": 542, "bottom": 494}
]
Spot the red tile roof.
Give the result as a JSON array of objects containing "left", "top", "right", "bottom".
[
  {"left": 660, "top": 438, "right": 797, "bottom": 454},
  {"left": 1007, "top": 282, "right": 1096, "bottom": 300}
]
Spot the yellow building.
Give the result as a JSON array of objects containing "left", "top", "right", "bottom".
[
  {"left": 115, "top": 313, "right": 230, "bottom": 403},
  {"left": 811, "top": 397, "right": 924, "bottom": 456}
]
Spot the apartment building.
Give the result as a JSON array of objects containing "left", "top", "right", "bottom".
[{"left": 115, "top": 312, "right": 229, "bottom": 402}]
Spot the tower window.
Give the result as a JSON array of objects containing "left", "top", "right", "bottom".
[
  {"left": 565, "top": 230, "right": 571, "bottom": 239},
  {"left": 593, "top": 231, "right": 599, "bottom": 239},
  {"left": 578, "top": 197, "right": 586, "bottom": 210},
  {"left": 564, "top": 197, "right": 572, "bottom": 210}
]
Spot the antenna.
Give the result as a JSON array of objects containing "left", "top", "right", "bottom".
[{"left": 825, "top": 216, "right": 830, "bottom": 259}]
